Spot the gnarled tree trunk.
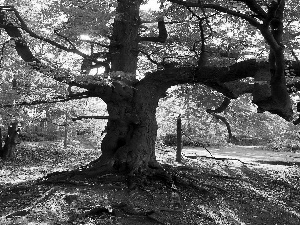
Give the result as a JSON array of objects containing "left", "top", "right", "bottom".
[
  {"left": 88, "top": 80, "right": 166, "bottom": 174},
  {"left": 84, "top": 0, "right": 165, "bottom": 174}
]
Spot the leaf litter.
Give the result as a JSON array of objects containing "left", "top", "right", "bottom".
[{"left": 0, "top": 140, "right": 299, "bottom": 224}]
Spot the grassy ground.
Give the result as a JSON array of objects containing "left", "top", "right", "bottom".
[{"left": 0, "top": 139, "right": 300, "bottom": 224}]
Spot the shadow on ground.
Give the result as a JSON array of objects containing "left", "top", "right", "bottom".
[{"left": 256, "top": 160, "right": 300, "bottom": 166}]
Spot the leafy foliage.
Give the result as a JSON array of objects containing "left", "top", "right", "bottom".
[{"left": 157, "top": 83, "right": 300, "bottom": 149}]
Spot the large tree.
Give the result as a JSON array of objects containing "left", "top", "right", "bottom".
[{"left": 0, "top": 0, "right": 300, "bottom": 177}]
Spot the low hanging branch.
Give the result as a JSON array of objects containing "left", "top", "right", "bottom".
[
  {"left": 139, "top": 16, "right": 168, "bottom": 43},
  {"left": 206, "top": 97, "right": 235, "bottom": 142}
]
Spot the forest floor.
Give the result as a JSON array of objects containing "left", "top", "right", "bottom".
[{"left": 0, "top": 138, "right": 300, "bottom": 225}]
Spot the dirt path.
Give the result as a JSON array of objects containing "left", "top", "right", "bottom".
[{"left": 183, "top": 145, "right": 300, "bottom": 166}]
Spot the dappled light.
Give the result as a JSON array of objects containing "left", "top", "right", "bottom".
[
  {"left": 1, "top": 0, "right": 300, "bottom": 224},
  {"left": 1, "top": 142, "right": 300, "bottom": 224}
]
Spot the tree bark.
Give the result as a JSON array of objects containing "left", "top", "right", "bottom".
[
  {"left": 82, "top": 0, "right": 167, "bottom": 174},
  {"left": 253, "top": 0, "right": 292, "bottom": 121},
  {"left": 0, "top": 122, "right": 19, "bottom": 160},
  {"left": 89, "top": 81, "right": 164, "bottom": 174},
  {"left": 109, "top": 0, "right": 142, "bottom": 74}
]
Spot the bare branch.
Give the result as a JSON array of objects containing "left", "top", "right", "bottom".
[
  {"left": 167, "top": 0, "right": 261, "bottom": 28},
  {"left": 1, "top": 93, "right": 90, "bottom": 108},
  {"left": 80, "top": 39, "right": 110, "bottom": 48},
  {"left": 72, "top": 116, "right": 118, "bottom": 121},
  {"left": 8, "top": 6, "right": 88, "bottom": 57},
  {"left": 0, "top": 8, "right": 112, "bottom": 91},
  {"left": 291, "top": 50, "right": 300, "bottom": 64},
  {"left": 139, "top": 50, "right": 160, "bottom": 65},
  {"left": 54, "top": 29, "right": 77, "bottom": 49}
]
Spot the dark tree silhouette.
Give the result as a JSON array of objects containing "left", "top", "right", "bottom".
[{"left": 0, "top": 1, "right": 299, "bottom": 178}]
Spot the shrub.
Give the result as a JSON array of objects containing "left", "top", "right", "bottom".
[
  {"left": 18, "top": 130, "right": 61, "bottom": 142},
  {"left": 266, "top": 138, "right": 300, "bottom": 152}
]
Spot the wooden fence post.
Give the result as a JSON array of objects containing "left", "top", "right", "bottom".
[{"left": 176, "top": 114, "right": 182, "bottom": 162}]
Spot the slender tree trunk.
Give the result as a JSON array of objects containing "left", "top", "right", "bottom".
[
  {"left": 64, "top": 114, "right": 68, "bottom": 148},
  {"left": 0, "top": 128, "right": 2, "bottom": 153},
  {"left": 176, "top": 115, "right": 182, "bottom": 163},
  {"left": 0, "top": 122, "right": 18, "bottom": 160}
]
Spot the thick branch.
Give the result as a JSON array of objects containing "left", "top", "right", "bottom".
[
  {"left": 212, "top": 113, "right": 234, "bottom": 141},
  {"left": 139, "top": 17, "right": 168, "bottom": 43},
  {"left": 139, "top": 59, "right": 262, "bottom": 99}
]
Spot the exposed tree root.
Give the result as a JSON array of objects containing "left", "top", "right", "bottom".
[
  {"left": 70, "top": 202, "right": 171, "bottom": 225},
  {"left": 4, "top": 186, "right": 58, "bottom": 219},
  {"left": 38, "top": 157, "right": 236, "bottom": 204},
  {"left": 38, "top": 160, "right": 167, "bottom": 189}
]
